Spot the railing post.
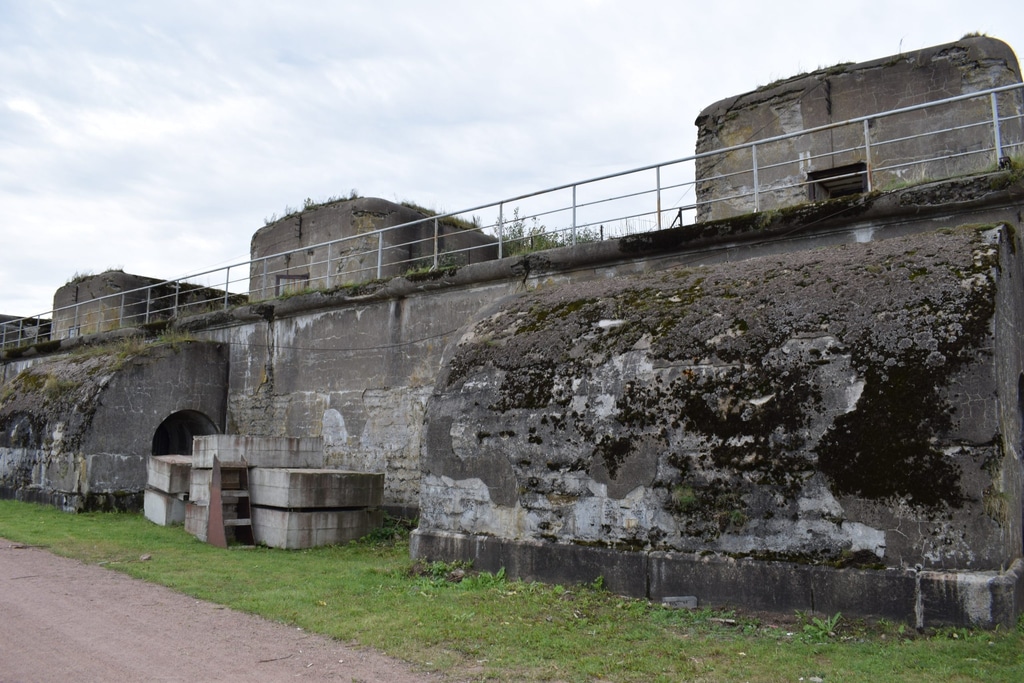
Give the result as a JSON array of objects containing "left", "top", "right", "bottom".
[
  {"left": 119, "top": 293, "right": 125, "bottom": 328},
  {"left": 497, "top": 203, "right": 504, "bottom": 260},
  {"left": 224, "top": 266, "right": 230, "bottom": 310},
  {"left": 656, "top": 166, "right": 663, "bottom": 230},
  {"left": 991, "top": 92, "right": 1004, "bottom": 164},
  {"left": 173, "top": 282, "right": 180, "bottom": 317},
  {"left": 571, "top": 185, "right": 578, "bottom": 246},
  {"left": 326, "top": 242, "right": 332, "bottom": 289},
  {"left": 73, "top": 304, "right": 79, "bottom": 339},
  {"left": 752, "top": 143, "right": 760, "bottom": 213},
  {"left": 145, "top": 288, "right": 151, "bottom": 324},
  {"left": 376, "top": 232, "right": 384, "bottom": 279},
  {"left": 863, "top": 119, "right": 873, "bottom": 192},
  {"left": 262, "top": 259, "right": 268, "bottom": 299},
  {"left": 433, "top": 217, "right": 439, "bottom": 268}
]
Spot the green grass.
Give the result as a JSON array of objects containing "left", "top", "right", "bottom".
[{"left": 1, "top": 500, "right": 1022, "bottom": 681}]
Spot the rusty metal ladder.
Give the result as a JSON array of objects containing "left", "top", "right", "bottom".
[{"left": 206, "top": 456, "right": 254, "bottom": 548}]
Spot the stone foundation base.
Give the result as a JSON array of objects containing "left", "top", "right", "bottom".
[{"left": 410, "top": 530, "right": 1024, "bottom": 629}]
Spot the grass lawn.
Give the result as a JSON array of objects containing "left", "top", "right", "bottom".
[{"left": 1, "top": 499, "right": 1021, "bottom": 681}]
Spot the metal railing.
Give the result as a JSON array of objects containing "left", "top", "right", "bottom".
[{"left": 2, "top": 82, "right": 1022, "bottom": 351}]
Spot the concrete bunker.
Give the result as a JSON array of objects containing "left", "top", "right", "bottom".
[
  {"left": 152, "top": 410, "right": 220, "bottom": 456},
  {"left": 249, "top": 196, "right": 499, "bottom": 299},
  {"left": 53, "top": 269, "right": 243, "bottom": 339},
  {"left": 694, "top": 35, "right": 1024, "bottom": 221}
]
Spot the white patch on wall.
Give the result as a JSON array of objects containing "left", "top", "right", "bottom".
[
  {"left": 322, "top": 409, "right": 348, "bottom": 447},
  {"left": 854, "top": 228, "right": 875, "bottom": 243},
  {"left": 956, "top": 573, "right": 994, "bottom": 625}
]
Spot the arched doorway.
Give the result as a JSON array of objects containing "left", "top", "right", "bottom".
[{"left": 152, "top": 410, "right": 219, "bottom": 455}]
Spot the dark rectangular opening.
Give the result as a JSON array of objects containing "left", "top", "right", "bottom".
[{"left": 807, "top": 162, "right": 867, "bottom": 201}]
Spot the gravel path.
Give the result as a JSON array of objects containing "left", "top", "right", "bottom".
[{"left": 0, "top": 539, "right": 439, "bottom": 682}]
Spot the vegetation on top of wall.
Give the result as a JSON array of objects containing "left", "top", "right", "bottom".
[
  {"left": 399, "top": 200, "right": 482, "bottom": 232},
  {"left": 501, "top": 208, "right": 602, "bottom": 256},
  {"left": 263, "top": 189, "right": 362, "bottom": 225},
  {"left": 63, "top": 267, "right": 125, "bottom": 286}
]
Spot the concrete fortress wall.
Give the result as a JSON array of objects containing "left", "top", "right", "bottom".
[
  {"left": 411, "top": 187, "right": 1024, "bottom": 627},
  {"left": 0, "top": 341, "right": 228, "bottom": 511},
  {"left": 694, "top": 35, "right": 1024, "bottom": 222}
]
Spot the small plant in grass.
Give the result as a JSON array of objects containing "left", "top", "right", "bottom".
[{"left": 800, "top": 611, "right": 843, "bottom": 642}]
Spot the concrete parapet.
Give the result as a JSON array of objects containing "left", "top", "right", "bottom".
[
  {"left": 249, "top": 468, "right": 383, "bottom": 509},
  {"left": 252, "top": 507, "right": 383, "bottom": 549},
  {"left": 192, "top": 435, "right": 324, "bottom": 469}
]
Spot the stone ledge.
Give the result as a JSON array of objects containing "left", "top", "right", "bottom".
[{"left": 410, "top": 530, "right": 1024, "bottom": 629}]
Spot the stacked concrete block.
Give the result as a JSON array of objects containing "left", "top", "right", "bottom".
[
  {"left": 184, "top": 435, "right": 383, "bottom": 549},
  {"left": 249, "top": 468, "right": 383, "bottom": 548},
  {"left": 143, "top": 455, "right": 192, "bottom": 526},
  {"left": 184, "top": 500, "right": 210, "bottom": 542}
]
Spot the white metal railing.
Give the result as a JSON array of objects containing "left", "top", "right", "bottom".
[{"left": 2, "top": 82, "right": 1023, "bottom": 351}]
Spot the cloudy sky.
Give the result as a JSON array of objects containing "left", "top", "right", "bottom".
[{"left": 2, "top": 0, "right": 1022, "bottom": 316}]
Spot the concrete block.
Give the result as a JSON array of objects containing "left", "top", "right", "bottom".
[
  {"left": 252, "top": 507, "right": 383, "bottom": 549},
  {"left": 185, "top": 501, "right": 209, "bottom": 542},
  {"left": 662, "top": 596, "right": 699, "bottom": 609},
  {"left": 249, "top": 468, "right": 383, "bottom": 509},
  {"left": 192, "top": 435, "right": 324, "bottom": 468},
  {"left": 147, "top": 455, "right": 192, "bottom": 494},
  {"left": 190, "top": 468, "right": 211, "bottom": 502},
  {"left": 190, "top": 466, "right": 248, "bottom": 502},
  {"left": 144, "top": 488, "right": 187, "bottom": 526}
]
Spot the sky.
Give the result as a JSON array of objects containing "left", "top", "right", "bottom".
[{"left": 2, "top": 0, "right": 1023, "bottom": 316}]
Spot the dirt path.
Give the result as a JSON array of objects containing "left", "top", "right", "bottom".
[{"left": 0, "top": 540, "right": 440, "bottom": 682}]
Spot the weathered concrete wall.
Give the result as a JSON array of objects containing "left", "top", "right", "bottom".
[
  {"left": 417, "top": 225, "right": 1019, "bottom": 565},
  {"left": 187, "top": 277, "right": 519, "bottom": 512},
  {"left": 695, "top": 36, "right": 1023, "bottom": 221},
  {"left": 411, "top": 174, "right": 1024, "bottom": 627},
  {"left": 248, "top": 197, "right": 498, "bottom": 299},
  {"left": 0, "top": 340, "right": 228, "bottom": 511}
]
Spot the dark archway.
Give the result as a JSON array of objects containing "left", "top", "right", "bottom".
[{"left": 152, "top": 410, "right": 219, "bottom": 456}]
